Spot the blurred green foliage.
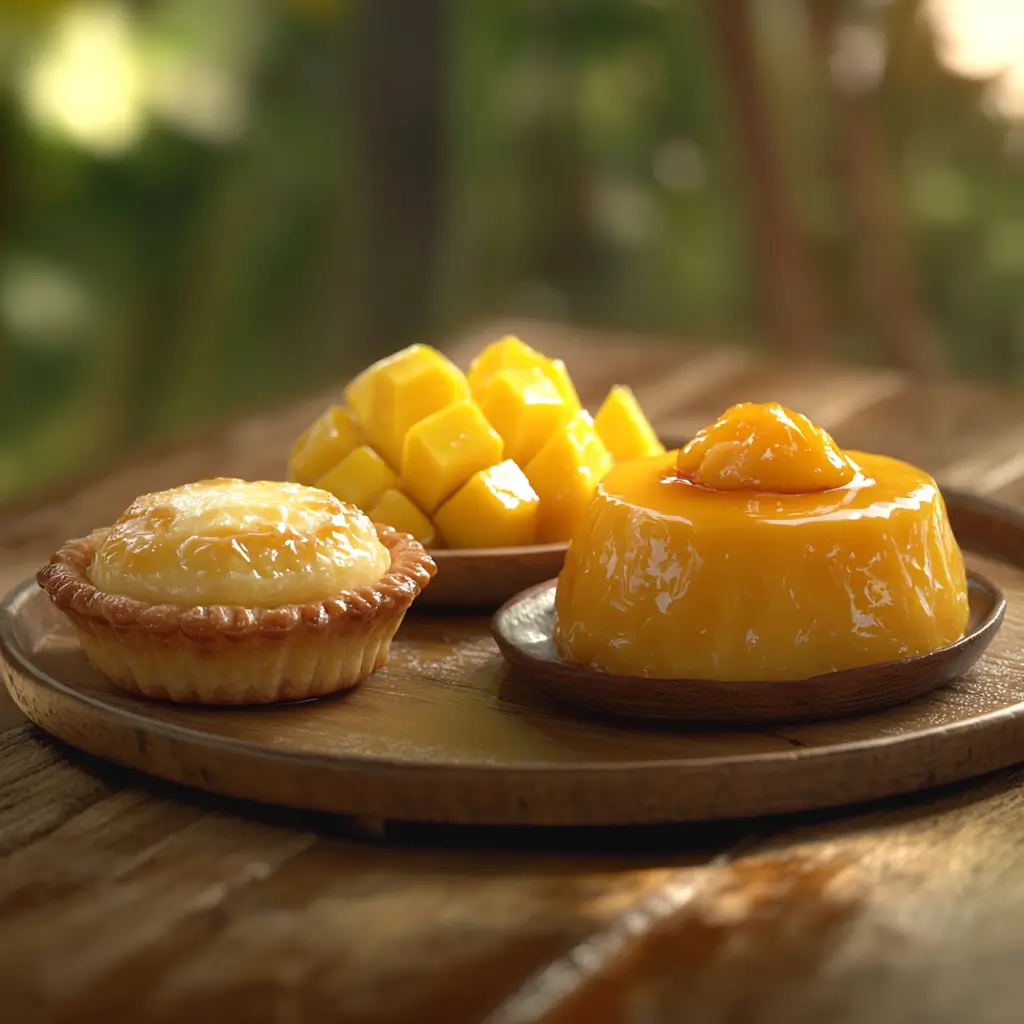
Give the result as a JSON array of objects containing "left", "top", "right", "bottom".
[{"left": 3, "top": 0, "right": 1024, "bottom": 503}]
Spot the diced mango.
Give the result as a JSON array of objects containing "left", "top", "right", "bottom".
[
  {"left": 525, "top": 411, "right": 612, "bottom": 543},
  {"left": 368, "top": 489, "right": 438, "bottom": 547},
  {"left": 546, "top": 358, "right": 582, "bottom": 416},
  {"left": 468, "top": 336, "right": 581, "bottom": 415},
  {"left": 594, "top": 385, "right": 664, "bottom": 461},
  {"left": 435, "top": 460, "right": 539, "bottom": 549},
  {"left": 316, "top": 445, "right": 397, "bottom": 511},
  {"left": 401, "top": 400, "right": 504, "bottom": 513},
  {"left": 345, "top": 344, "right": 469, "bottom": 468},
  {"left": 288, "top": 406, "right": 363, "bottom": 485},
  {"left": 477, "top": 367, "right": 569, "bottom": 467},
  {"left": 467, "top": 336, "right": 541, "bottom": 395}
]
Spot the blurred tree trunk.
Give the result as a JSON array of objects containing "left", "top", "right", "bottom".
[
  {"left": 708, "top": 0, "right": 832, "bottom": 358},
  {"left": 806, "top": 0, "right": 944, "bottom": 375},
  {"left": 351, "top": 0, "right": 447, "bottom": 354},
  {"left": 0, "top": 99, "right": 12, "bottom": 413}
]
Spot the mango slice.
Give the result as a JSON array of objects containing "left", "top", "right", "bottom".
[
  {"left": 368, "top": 488, "right": 438, "bottom": 547},
  {"left": 288, "top": 406, "right": 363, "bottom": 485},
  {"left": 400, "top": 399, "right": 504, "bottom": 513},
  {"left": 345, "top": 345, "right": 469, "bottom": 468},
  {"left": 677, "top": 402, "right": 857, "bottom": 493},
  {"left": 468, "top": 335, "right": 581, "bottom": 415},
  {"left": 316, "top": 444, "right": 397, "bottom": 510},
  {"left": 477, "top": 367, "right": 570, "bottom": 467},
  {"left": 594, "top": 385, "right": 664, "bottom": 462},
  {"left": 525, "top": 411, "right": 612, "bottom": 543},
  {"left": 435, "top": 460, "right": 539, "bottom": 548}
]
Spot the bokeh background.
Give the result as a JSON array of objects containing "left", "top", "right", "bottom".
[{"left": 1, "top": 0, "right": 1022, "bottom": 506}]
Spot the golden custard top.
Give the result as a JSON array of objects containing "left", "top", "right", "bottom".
[
  {"left": 676, "top": 402, "right": 858, "bottom": 493},
  {"left": 87, "top": 479, "right": 390, "bottom": 608}
]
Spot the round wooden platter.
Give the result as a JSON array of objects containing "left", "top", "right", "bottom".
[{"left": 5, "top": 488, "right": 1024, "bottom": 828}]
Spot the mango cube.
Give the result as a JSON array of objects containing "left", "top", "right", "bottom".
[
  {"left": 316, "top": 445, "right": 397, "bottom": 511},
  {"left": 546, "top": 358, "right": 582, "bottom": 416},
  {"left": 368, "top": 489, "right": 438, "bottom": 547},
  {"left": 401, "top": 400, "right": 504, "bottom": 513},
  {"left": 467, "top": 335, "right": 541, "bottom": 394},
  {"left": 525, "top": 411, "right": 612, "bottom": 543},
  {"left": 477, "top": 367, "right": 569, "bottom": 467},
  {"left": 594, "top": 385, "right": 664, "bottom": 461},
  {"left": 345, "top": 344, "right": 469, "bottom": 468},
  {"left": 435, "top": 460, "right": 539, "bottom": 549},
  {"left": 468, "top": 336, "right": 581, "bottom": 415},
  {"left": 288, "top": 406, "right": 363, "bottom": 485}
]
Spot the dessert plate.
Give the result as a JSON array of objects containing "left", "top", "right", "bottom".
[
  {"left": 3, "top": 488, "right": 1023, "bottom": 827},
  {"left": 492, "top": 570, "right": 1005, "bottom": 725},
  {"left": 417, "top": 541, "right": 568, "bottom": 611}
]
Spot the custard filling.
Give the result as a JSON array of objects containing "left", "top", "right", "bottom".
[{"left": 87, "top": 479, "right": 390, "bottom": 608}]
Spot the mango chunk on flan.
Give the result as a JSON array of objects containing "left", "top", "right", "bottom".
[
  {"left": 594, "top": 385, "right": 664, "bottom": 462},
  {"left": 288, "top": 406, "right": 363, "bottom": 485},
  {"left": 435, "top": 460, "right": 539, "bottom": 548},
  {"left": 368, "top": 489, "right": 438, "bottom": 547},
  {"left": 346, "top": 345, "right": 470, "bottom": 468},
  {"left": 676, "top": 401, "right": 856, "bottom": 493},
  {"left": 477, "top": 367, "right": 570, "bottom": 467},
  {"left": 400, "top": 399, "right": 504, "bottom": 513},
  {"left": 525, "top": 411, "right": 612, "bottom": 543},
  {"left": 555, "top": 402, "right": 970, "bottom": 682},
  {"left": 316, "top": 445, "right": 397, "bottom": 511}
]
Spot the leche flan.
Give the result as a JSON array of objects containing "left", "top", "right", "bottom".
[
  {"left": 38, "top": 478, "right": 435, "bottom": 704},
  {"left": 554, "top": 402, "right": 970, "bottom": 682}
]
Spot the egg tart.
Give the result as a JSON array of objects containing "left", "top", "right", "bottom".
[{"left": 37, "top": 479, "right": 435, "bottom": 704}]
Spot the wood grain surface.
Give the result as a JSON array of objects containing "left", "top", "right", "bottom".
[{"left": 8, "top": 322, "right": 1024, "bottom": 1021}]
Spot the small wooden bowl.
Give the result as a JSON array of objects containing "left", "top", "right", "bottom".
[
  {"left": 416, "top": 542, "right": 568, "bottom": 612},
  {"left": 491, "top": 571, "right": 1006, "bottom": 724}
]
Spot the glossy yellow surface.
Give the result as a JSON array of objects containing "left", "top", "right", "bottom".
[
  {"left": 555, "top": 449, "right": 970, "bottom": 682},
  {"left": 368, "top": 489, "right": 437, "bottom": 547},
  {"left": 468, "top": 336, "right": 581, "bottom": 415},
  {"left": 288, "top": 406, "right": 363, "bottom": 486},
  {"left": 676, "top": 401, "right": 858, "bottom": 493},
  {"left": 316, "top": 445, "right": 397, "bottom": 511},
  {"left": 289, "top": 336, "right": 670, "bottom": 548},
  {"left": 477, "top": 367, "right": 568, "bottom": 466},
  {"left": 525, "top": 412, "right": 613, "bottom": 543},
  {"left": 400, "top": 399, "right": 504, "bottom": 513},
  {"left": 435, "top": 459, "right": 539, "bottom": 548},
  {"left": 88, "top": 479, "right": 390, "bottom": 608},
  {"left": 594, "top": 385, "right": 664, "bottom": 462},
  {"left": 346, "top": 345, "right": 470, "bottom": 468},
  {"left": 545, "top": 358, "right": 582, "bottom": 415}
]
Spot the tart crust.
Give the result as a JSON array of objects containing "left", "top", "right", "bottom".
[{"left": 37, "top": 525, "right": 435, "bottom": 705}]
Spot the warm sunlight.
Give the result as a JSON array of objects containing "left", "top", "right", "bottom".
[
  {"left": 20, "top": 2, "right": 145, "bottom": 154},
  {"left": 928, "top": 0, "right": 1024, "bottom": 116}
]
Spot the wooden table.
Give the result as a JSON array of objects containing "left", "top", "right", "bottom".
[{"left": 6, "top": 324, "right": 1024, "bottom": 1023}]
